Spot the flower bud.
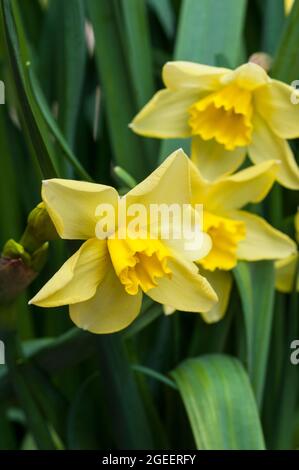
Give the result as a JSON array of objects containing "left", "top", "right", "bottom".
[
  {"left": 0, "top": 256, "right": 37, "bottom": 305},
  {"left": 20, "top": 202, "right": 58, "bottom": 253},
  {"left": 249, "top": 52, "right": 272, "bottom": 72}
]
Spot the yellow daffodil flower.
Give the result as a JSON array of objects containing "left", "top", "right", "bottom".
[
  {"left": 188, "top": 159, "right": 297, "bottom": 322},
  {"left": 130, "top": 61, "right": 299, "bottom": 189},
  {"left": 285, "top": 0, "right": 294, "bottom": 14},
  {"left": 275, "top": 212, "right": 299, "bottom": 293},
  {"left": 29, "top": 150, "right": 218, "bottom": 334}
]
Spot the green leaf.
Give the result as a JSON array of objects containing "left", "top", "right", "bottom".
[
  {"left": 0, "top": 0, "right": 58, "bottom": 178},
  {"left": 261, "top": 0, "right": 285, "bottom": 54},
  {"left": 171, "top": 354, "right": 265, "bottom": 450},
  {"left": 272, "top": 0, "right": 299, "bottom": 81},
  {"left": 67, "top": 373, "right": 113, "bottom": 449},
  {"left": 96, "top": 334, "right": 154, "bottom": 449},
  {"left": 87, "top": 0, "right": 149, "bottom": 179},
  {"left": 148, "top": 0, "right": 175, "bottom": 39},
  {"left": 132, "top": 364, "right": 177, "bottom": 390},
  {"left": 55, "top": 0, "right": 86, "bottom": 149},
  {"left": 0, "top": 406, "right": 16, "bottom": 450},
  {"left": 175, "top": 0, "right": 247, "bottom": 66},
  {"left": 234, "top": 261, "right": 275, "bottom": 408},
  {"left": 28, "top": 69, "right": 93, "bottom": 181},
  {"left": 3, "top": 331, "right": 56, "bottom": 450},
  {"left": 121, "top": 0, "right": 154, "bottom": 108},
  {"left": 0, "top": 110, "right": 21, "bottom": 245}
]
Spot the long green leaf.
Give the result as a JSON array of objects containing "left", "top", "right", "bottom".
[
  {"left": 233, "top": 261, "right": 275, "bottom": 408},
  {"left": 87, "top": 0, "right": 148, "bottom": 179},
  {"left": 0, "top": 0, "right": 58, "bottom": 178},
  {"left": 3, "top": 331, "right": 56, "bottom": 450},
  {"left": 97, "top": 334, "right": 154, "bottom": 449},
  {"left": 175, "top": 0, "right": 247, "bottom": 65},
  {"left": 55, "top": 0, "right": 86, "bottom": 149},
  {"left": 121, "top": 0, "right": 154, "bottom": 108},
  {"left": 272, "top": 0, "right": 299, "bottom": 81},
  {"left": 171, "top": 354, "right": 265, "bottom": 450}
]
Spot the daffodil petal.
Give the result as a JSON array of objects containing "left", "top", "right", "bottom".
[
  {"left": 42, "top": 179, "right": 118, "bottom": 239},
  {"left": 230, "top": 210, "right": 297, "bottom": 261},
  {"left": 203, "top": 160, "right": 279, "bottom": 212},
  {"left": 191, "top": 136, "right": 247, "bottom": 181},
  {"left": 221, "top": 62, "right": 269, "bottom": 90},
  {"left": 275, "top": 253, "right": 299, "bottom": 293},
  {"left": 163, "top": 61, "right": 229, "bottom": 91},
  {"left": 29, "top": 239, "right": 108, "bottom": 307},
  {"left": 147, "top": 257, "right": 218, "bottom": 313},
  {"left": 248, "top": 114, "right": 299, "bottom": 190},
  {"left": 198, "top": 268, "right": 233, "bottom": 323},
  {"left": 126, "top": 149, "right": 191, "bottom": 207},
  {"left": 69, "top": 263, "right": 142, "bottom": 334},
  {"left": 164, "top": 231, "right": 212, "bottom": 262},
  {"left": 295, "top": 212, "right": 299, "bottom": 243},
  {"left": 129, "top": 88, "right": 200, "bottom": 138},
  {"left": 284, "top": 0, "right": 294, "bottom": 14},
  {"left": 255, "top": 80, "right": 299, "bottom": 139}
]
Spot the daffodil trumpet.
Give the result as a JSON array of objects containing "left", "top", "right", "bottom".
[
  {"left": 29, "top": 150, "right": 218, "bottom": 334},
  {"left": 188, "top": 159, "right": 297, "bottom": 322},
  {"left": 130, "top": 61, "right": 299, "bottom": 189}
]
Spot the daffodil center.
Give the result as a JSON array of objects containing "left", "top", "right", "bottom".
[
  {"left": 188, "top": 83, "right": 253, "bottom": 150},
  {"left": 107, "top": 235, "right": 172, "bottom": 295},
  {"left": 198, "top": 212, "right": 246, "bottom": 271}
]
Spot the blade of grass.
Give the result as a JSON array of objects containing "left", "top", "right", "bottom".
[
  {"left": 233, "top": 260, "right": 275, "bottom": 409},
  {"left": 272, "top": 0, "right": 299, "bottom": 82},
  {"left": 87, "top": 0, "right": 149, "bottom": 179},
  {"left": 171, "top": 354, "right": 265, "bottom": 450},
  {"left": 96, "top": 334, "right": 154, "bottom": 449},
  {"left": 0, "top": 0, "right": 58, "bottom": 178},
  {"left": 55, "top": 0, "right": 86, "bottom": 149},
  {"left": 3, "top": 330, "right": 56, "bottom": 450}
]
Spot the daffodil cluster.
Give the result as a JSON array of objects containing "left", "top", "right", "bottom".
[{"left": 31, "top": 60, "right": 298, "bottom": 333}]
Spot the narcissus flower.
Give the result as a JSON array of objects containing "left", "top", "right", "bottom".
[
  {"left": 275, "top": 212, "right": 299, "bottom": 293},
  {"left": 130, "top": 61, "right": 299, "bottom": 189},
  {"left": 29, "top": 150, "right": 217, "bottom": 334},
  {"left": 285, "top": 0, "right": 294, "bottom": 14},
  {"left": 188, "top": 159, "right": 297, "bottom": 322}
]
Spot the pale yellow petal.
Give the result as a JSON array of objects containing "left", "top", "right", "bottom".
[
  {"left": 275, "top": 253, "right": 299, "bottom": 293},
  {"left": 198, "top": 269, "right": 233, "bottom": 323},
  {"left": 42, "top": 179, "right": 118, "bottom": 239},
  {"left": 163, "top": 61, "right": 229, "bottom": 91},
  {"left": 248, "top": 113, "right": 299, "bottom": 190},
  {"left": 164, "top": 231, "right": 212, "bottom": 262},
  {"left": 163, "top": 305, "right": 176, "bottom": 315},
  {"left": 229, "top": 210, "right": 297, "bottom": 261},
  {"left": 29, "top": 239, "right": 108, "bottom": 307},
  {"left": 204, "top": 160, "right": 279, "bottom": 213},
  {"left": 129, "top": 88, "right": 200, "bottom": 138},
  {"left": 221, "top": 62, "right": 270, "bottom": 90},
  {"left": 254, "top": 80, "right": 299, "bottom": 139},
  {"left": 191, "top": 136, "right": 247, "bottom": 181},
  {"left": 69, "top": 263, "right": 142, "bottom": 334},
  {"left": 285, "top": 0, "right": 294, "bottom": 14},
  {"left": 126, "top": 148, "right": 191, "bottom": 207},
  {"left": 147, "top": 257, "right": 218, "bottom": 313}
]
